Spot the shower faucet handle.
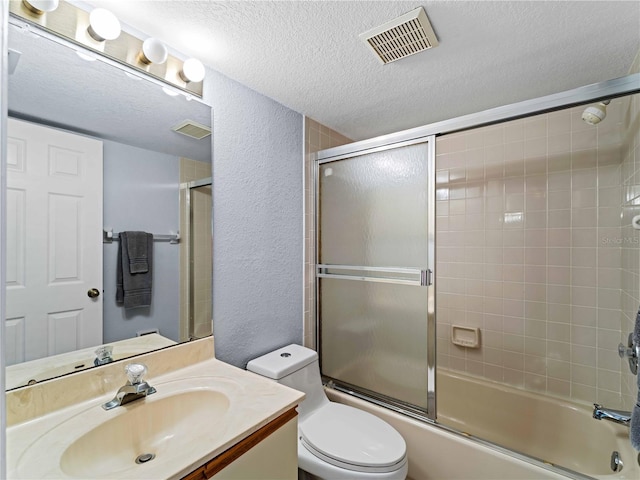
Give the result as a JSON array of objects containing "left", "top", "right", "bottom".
[{"left": 618, "top": 332, "right": 639, "bottom": 375}]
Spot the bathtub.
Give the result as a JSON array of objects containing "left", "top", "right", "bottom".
[{"left": 325, "top": 369, "right": 640, "bottom": 479}]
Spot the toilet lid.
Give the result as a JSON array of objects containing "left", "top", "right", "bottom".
[{"left": 300, "top": 403, "right": 406, "bottom": 473}]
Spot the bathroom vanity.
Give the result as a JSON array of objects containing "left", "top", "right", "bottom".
[
  {"left": 5, "top": 337, "right": 303, "bottom": 479},
  {"left": 184, "top": 409, "right": 298, "bottom": 479}
]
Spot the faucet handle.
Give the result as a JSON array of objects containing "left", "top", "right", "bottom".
[
  {"left": 125, "top": 363, "right": 148, "bottom": 385},
  {"left": 95, "top": 345, "right": 113, "bottom": 360}
]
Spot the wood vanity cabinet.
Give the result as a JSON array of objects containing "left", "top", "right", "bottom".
[{"left": 182, "top": 408, "right": 298, "bottom": 480}]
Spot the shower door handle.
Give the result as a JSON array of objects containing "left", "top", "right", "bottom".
[{"left": 317, "top": 264, "right": 432, "bottom": 287}]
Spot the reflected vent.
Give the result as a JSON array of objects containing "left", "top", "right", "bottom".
[
  {"left": 172, "top": 120, "right": 211, "bottom": 140},
  {"left": 360, "top": 7, "right": 439, "bottom": 65}
]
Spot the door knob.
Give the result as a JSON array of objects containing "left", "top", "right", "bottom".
[{"left": 87, "top": 288, "right": 101, "bottom": 298}]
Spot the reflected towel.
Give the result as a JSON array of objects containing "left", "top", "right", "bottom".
[
  {"left": 116, "top": 232, "right": 153, "bottom": 309},
  {"left": 126, "top": 231, "right": 150, "bottom": 273}
]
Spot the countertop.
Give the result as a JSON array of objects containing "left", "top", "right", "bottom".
[{"left": 6, "top": 357, "right": 304, "bottom": 479}]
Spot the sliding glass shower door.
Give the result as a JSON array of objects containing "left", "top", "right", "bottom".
[{"left": 317, "top": 139, "right": 435, "bottom": 414}]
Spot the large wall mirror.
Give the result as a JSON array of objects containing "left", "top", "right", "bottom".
[{"left": 4, "top": 20, "right": 213, "bottom": 390}]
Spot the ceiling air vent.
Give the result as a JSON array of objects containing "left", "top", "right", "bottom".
[
  {"left": 360, "top": 7, "right": 439, "bottom": 65},
  {"left": 171, "top": 120, "right": 211, "bottom": 140}
]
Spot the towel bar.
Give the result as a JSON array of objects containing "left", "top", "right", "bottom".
[{"left": 103, "top": 229, "right": 180, "bottom": 244}]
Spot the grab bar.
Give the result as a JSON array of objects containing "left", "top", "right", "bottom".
[{"left": 316, "top": 264, "right": 432, "bottom": 287}]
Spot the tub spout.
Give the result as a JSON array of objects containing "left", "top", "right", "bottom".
[{"left": 593, "top": 403, "right": 631, "bottom": 426}]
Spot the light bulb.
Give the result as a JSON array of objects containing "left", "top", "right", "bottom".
[
  {"left": 88, "top": 8, "right": 121, "bottom": 42},
  {"left": 22, "top": 0, "right": 58, "bottom": 15},
  {"left": 179, "top": 58, "right": 206, "bottom": 83},
  {"left": 139, "top": 38, "right": 168, "bottom": 65}
]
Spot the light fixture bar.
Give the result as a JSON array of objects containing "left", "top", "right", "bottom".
[
  {"left": 8, "top": 15, "right": 202, "bottom": 103},
  {"left": 9, "top": 0, "right": 203, "bottom": 97}
]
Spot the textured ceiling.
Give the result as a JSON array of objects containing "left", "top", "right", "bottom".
[{"left": 82, "top": 1, "right": 639, "bottom": 141}]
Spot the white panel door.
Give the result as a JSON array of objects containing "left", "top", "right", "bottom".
[{"left": 6, "top": 118, "right": 103, "bottom": 364}]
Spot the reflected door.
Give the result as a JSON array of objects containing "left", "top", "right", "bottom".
[
  {"left": 5, "top": 118, "right": 103, "bottom": 364},
  {"left": 318, "top": 141, "right": 432, "bottom": 411}
]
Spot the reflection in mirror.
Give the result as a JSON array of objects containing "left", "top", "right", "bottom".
[{"left": 5, "top": 20, "right": 212, "bottom": 390}]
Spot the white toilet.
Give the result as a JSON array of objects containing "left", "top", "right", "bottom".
[{"left": 246, "top": 344, "right": 408, "bottom": 480}]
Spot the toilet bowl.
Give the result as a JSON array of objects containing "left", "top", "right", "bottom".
[{"left": 247, "top": 344, "right": 408, "bottom": 480}]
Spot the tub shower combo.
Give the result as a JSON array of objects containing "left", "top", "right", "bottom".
[{"left": 313, "top": 73, "right": 640, "bottom": 479}]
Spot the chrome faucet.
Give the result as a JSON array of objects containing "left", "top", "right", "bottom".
[
  {"left": 94, "top": 345, "right": 114, "bottom": 366},
  {"left": 102, "top": 363, "right": 156, "bottom": 410},
  {"left": 592, "top": 403, "right": 631, "bottom": 426}
]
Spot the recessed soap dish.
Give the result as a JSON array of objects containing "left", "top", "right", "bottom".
[{"left": 451, "top": 325, "right": 480, "bottom": 348}]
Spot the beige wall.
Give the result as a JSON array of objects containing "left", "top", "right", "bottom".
[
  {"left": 621, "top": 50, "right": 640, "bottom": 409},
  {"left": 179, "top": 158, "right": 212, "bottom": 342},
  {"left": 435, "top": 97, "right": 631, "bottom": 407},
  {"left": 303, "top": 118, "right": 351, "bottom": 348}
]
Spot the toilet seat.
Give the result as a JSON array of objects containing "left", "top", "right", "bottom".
[{"left": 300, "top": 403, "right": 407, "bottom": 474}]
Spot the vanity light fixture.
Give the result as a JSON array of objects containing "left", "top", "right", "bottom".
[
  {"left": 22, "top": 0, "right": 59, "bottom": 15},
  {"left": 139, "top": 38, "right": 168, "bottom": 65},
  {"left": 87, "top": 8, "right": 121, "bottom": 42},
  {"left": 179, "top": 58, "right": 206, "bottom": 83},
  {"left": 10, "top": 0, "right": 204, "bottom": 97}
]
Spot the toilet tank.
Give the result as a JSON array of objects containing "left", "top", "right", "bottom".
[{"left": 247, "top": 344, "right": 329, "bottom": 419}]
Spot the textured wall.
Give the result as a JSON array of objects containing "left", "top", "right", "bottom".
[
  {"left": 102, "top": 140, "right": 180, "bottom": 343},
  {"left": 204, "top": 69, "right": 303, "bottom": 368}
]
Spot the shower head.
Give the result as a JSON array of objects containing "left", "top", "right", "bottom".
[{"left": 582, "top": 100, "right": 610, "bottom": 125}]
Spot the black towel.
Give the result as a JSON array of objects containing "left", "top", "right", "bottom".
[
  {"left": 116, "top": 232, "right": 153, "bottom": 308},
  {"left": 126, "top": 231, "right": 150, "bottom": 273}
]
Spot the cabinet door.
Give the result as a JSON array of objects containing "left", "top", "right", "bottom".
[{"left": 211, "top": 418, "right": 297, "bottom": 480}]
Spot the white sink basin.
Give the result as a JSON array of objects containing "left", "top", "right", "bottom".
[
  {"left": 60, "top": 389, "right": 229, "bottom": 478},
  {"left": 14, "top": 379, "right": 239, "bottom": 479}
]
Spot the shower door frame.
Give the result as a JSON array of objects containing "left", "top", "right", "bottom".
[
  {"left": 315, "top": 137, "right": 438, "bottom": 421},
  {"left": 183, "top": 177, "right": 212, "bottom": 341},
  {"left": 313, "top": 72, "right": 640, "bottom": 429}
]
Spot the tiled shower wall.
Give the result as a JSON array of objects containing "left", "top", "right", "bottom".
[
  {"left": 303, "top": 118, "right": 351, "bottom": 348},
  {"left": 621, "top": 51, "right": 640, "bottom": 409},
  {"left": 435, "top": 99, "right": 630, "bottom": 407}
]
